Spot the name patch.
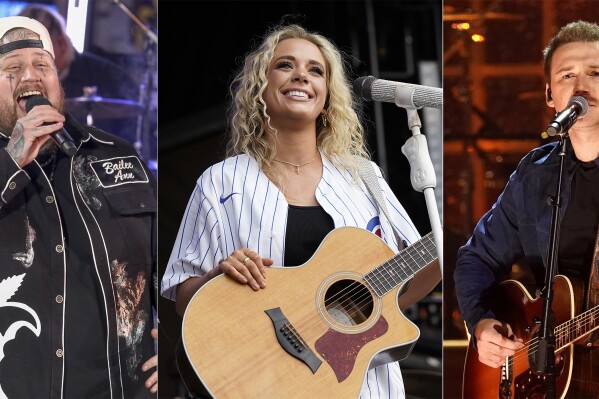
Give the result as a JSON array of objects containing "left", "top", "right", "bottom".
[{"left": 90, "top": 156, "right": 149, "bottom": 188}]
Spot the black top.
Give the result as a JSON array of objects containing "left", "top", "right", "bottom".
[
  {"left": 284, "top": 204, "right": 335, "bottom": 266},
  {"left": 558, "top": 156, "right": 599, "bottom": 281}
]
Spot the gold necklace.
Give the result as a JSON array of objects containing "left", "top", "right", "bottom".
[{"left": 274, "top": 153, "right": 318, "bottom": 174}]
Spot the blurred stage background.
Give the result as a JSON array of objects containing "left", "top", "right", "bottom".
[
  {"left": 158, "top": 1, "right": 442, "bottom": 398},
  {"left": 443, "top": 1, "right": 599, "bottom": 397},
  {"left": 0, "top": 0, "right": 157, "bottom": 170}
]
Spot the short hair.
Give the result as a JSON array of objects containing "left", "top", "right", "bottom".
[
  {"left": 543, "top": 20, "right": 599, "bottom": 82},
  {"left": 0, "top": 27, "right": 39, "bottom": 44},
  {"left": 226, "top": 24, "right": 368, "bottom": 177}
]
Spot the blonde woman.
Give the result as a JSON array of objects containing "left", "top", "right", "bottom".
[{"left": 162, "top": 24, "right": 440, "bottom": 398}]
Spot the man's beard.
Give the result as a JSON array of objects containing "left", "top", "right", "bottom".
[
  {"left": 0, "top": 102, "right": 18, "bottom": 136},
  {"left": 0, "top": 88, "right": 66, "bottom": 138}
]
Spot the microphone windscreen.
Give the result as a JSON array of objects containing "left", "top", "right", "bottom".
[
  {"left": 353, "top": 76, "right": 375, "bottom": 101},
  {"left": 413, "top": 87, "right": 443, "bottom": 109},
  {"left": 370, "top": 79, "right": 397, "bottom": 103},
  {"left": 568, "top": 96, "right": 589, "bottom": 117},
  {"left": 25, "top": 95, "right": 52, "bottom": 113}
]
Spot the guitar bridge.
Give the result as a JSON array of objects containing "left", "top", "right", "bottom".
[
  {"left": 265, "top": 307, "right": 322, "bottom": 373},
  {"left": 499, "top": 355, "right": 513, "bottom": 399}
]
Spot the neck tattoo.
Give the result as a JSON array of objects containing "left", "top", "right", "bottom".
[{"left": 274, "top": 152, "right": 318, "bottom": 174}]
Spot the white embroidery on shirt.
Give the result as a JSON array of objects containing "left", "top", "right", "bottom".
[
  {"left": 73, "top": 155, "right": 102, "bottom": 210},
  {"left": 111, "top": 260, "right": 148, "bottom": 381},
  {"left": 0, "top": 274, "right": 42, "bottom": 398},
  {"left": 12, "top": 216, "right": 36, "bottom": 268}
]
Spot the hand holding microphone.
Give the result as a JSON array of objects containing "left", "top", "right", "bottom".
[
  {"left": 5, "top": 95, "right": 73, "bottom": 168},
  {"left": 26, "top": 95, "right": 77, "bottom": 156}
]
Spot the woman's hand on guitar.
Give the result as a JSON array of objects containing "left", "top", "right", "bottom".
[
  {"left": 219, "top": 248, "right": 274, "bottom": 291},
  {"left": 474, "top": 318, "right": 524, "bottom": 368}
]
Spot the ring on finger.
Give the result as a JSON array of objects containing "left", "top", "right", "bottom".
[{"left": 242, "top": 257, "right": 250, "bottom": 266}]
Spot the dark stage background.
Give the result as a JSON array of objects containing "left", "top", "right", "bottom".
[{"left": 158, "top": 1, "right": 442, "bottom": 398}]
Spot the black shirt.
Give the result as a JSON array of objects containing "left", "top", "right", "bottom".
[
  {"left": 48, "top": 151, "right": 111, "bottom": 398},
  {"left": 558, "top": 157, "right": 599, "bottom": 280},
  {"left": 0, "top": 116, "right": 156, "bottom": 399},
  {"left": 284, "top": 204, "right": 335, "bottom": 266}
]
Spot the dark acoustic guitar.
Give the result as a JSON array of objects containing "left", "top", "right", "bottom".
[
  {"left": 462, "top": 275, "right": 599, "bottom": 399},
  {"left": 181, "top": 227, "right": 437, "bottom": 398}
]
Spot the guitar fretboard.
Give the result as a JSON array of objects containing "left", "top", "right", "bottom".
[
  {"left": 364, "top": 232, "right": 437, "bottom": 297},
  {"left": 556, "top": 305, "right": 599, "bottom": 350}
]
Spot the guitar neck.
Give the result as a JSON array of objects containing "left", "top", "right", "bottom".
[
  {"left": 556, "top": 304, "right": 599, "bottom": 350},
  {"left": 364, "top": 232, "right": 437, "bottom": 297}
]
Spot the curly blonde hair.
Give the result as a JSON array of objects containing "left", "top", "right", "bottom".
[{"left": 226, "top": 24, "right": 369, "bottom": 176}]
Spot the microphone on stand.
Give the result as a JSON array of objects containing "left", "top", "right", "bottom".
[
  {"left": 354, "top": 76, "right": 444, "bottom": 272},
  {"left": 353, "top": 75, "right": 442, "bottom": 109},
  {"left": 26, "top": 95, "right": 77, "bottom": 157},
  {"left": 546, "top": 96, "right": 589, "bottom": 136}
]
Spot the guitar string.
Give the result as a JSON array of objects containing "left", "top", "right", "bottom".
[
  {"left": 508, "top": 311, "right": 599, "bottom": 367},
  {"left": 289, "top": 238, "right": 435, "bottom": 334},
  {"left": 506, "top": 306, "right": 599, "bottom": 367},
  {"left": 307, "top": 234, "right": 434, "bottom": 317},
  {"left": 292, "top": 238, "right": 436, "bottom": 336},
  {"left": 310, "top": 238, "right": 434, "bottom": 324},
  {"left": 342, "top": 239, "right": 436, "bottom": 318},
  {"left": 292, "top": 237, "right": 436, "bottom": 334},
  {"left": 510, "top": 306, "right": 599, "bottom": 363}
]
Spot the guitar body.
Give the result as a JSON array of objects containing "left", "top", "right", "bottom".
[
  {"left": 182, "top": 227, "right": 421, "bottom": 398},
  {"left": 462, "top": 276, "right": 575, "bottom": 399}
]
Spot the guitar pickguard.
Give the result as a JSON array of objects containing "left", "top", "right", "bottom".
[
  {"left": 513, "top": 352, "right": 566, "bottom": 399},
  {"left": 315, "top": 316, "right": 388, "bottom": 382}
]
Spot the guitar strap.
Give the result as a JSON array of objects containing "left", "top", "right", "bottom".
[
  {"left": 355, "top": 156, "right": 406, "bottom": 250},
  {"left": 582, "top": 221, "right": 599, "bottom": 347},
  {"left": 356, "top": 156, "right": 413, "bottom": 296}
]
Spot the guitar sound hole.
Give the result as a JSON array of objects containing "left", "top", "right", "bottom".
[{"left": 324, "top": 279, "right": 374, "bottom": 326}]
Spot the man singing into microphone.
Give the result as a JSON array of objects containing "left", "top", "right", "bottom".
[
  {"left": 454, "top": 20, "right": 599, "bottom": 397},
  {"left": 0, "top": 16, "right": 157, "bottom": 398}
]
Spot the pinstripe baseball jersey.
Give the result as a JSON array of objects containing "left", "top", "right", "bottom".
[{"left": 161, "top": 151, "right": 422, "bottom": 399}]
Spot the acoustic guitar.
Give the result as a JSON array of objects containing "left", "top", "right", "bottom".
[
  {"left": 182, "top": 226, "right": 437, "bottom": 398},
  {"left": 462, "top": 275, "right": 599, "bottom": 399}
]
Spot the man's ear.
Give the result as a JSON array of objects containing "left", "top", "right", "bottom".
[{"left": 545, "top": 84, "right": 554, "bottom": 108}]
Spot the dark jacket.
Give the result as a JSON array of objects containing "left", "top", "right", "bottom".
[
  {"left": 453, "top": 141, "right": 595, "bottom": 334},
  {"left": 0, "top": 115, "right": 156, "bottom": 398}
]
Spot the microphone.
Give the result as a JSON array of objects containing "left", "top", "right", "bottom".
[
  {"left": 25, "top": 95, "right": 77, "bottom": 157},
  {"left": 353, "top": 75, "right": 442, "bottom": 109},
  {"left": 546, "top": 96, "right": 589, "bottom": 136}
]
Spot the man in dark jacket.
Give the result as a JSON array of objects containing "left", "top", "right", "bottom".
[
  {"left": 454, "top": 20, "right": 599, "bottom": 397},
  {"left": 0, "top": 16, "right": 157, "bottom": 398}
]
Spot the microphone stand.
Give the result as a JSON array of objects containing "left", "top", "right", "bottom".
[
  {"left": 534, "top": 133, "right": 568, "bottom": 399},
  {"left": 400, "top": 107, "right": 443, "bottom": 274},
  {"left": 111, "top": 0, "right": 157, "bottom": 45}
]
